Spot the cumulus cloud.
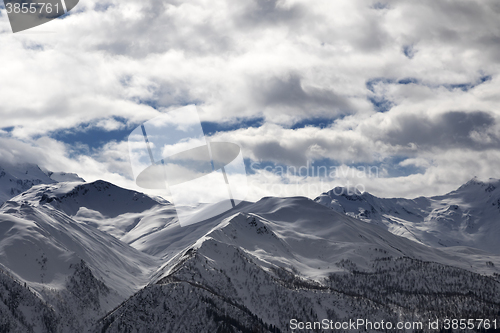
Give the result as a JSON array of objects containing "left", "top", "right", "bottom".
[{"left": 1, "top": 0, "right": 500, "bottom": 200}]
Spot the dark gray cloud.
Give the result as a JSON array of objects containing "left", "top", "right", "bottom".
[
  {"left": 388, "top": 0, "right": 500, "bottom": 63},
  {"left": 252, "top": 74, "right": 352, "bottom": 119},
  {"left": 235, "top": 0, "right": 307, "bottom": 28},
  {"left": 380, "top": 111, "right": 498, "bottom": 150},
  {"left": 251, "top": 140, "right": 306, "bottom": 166}
]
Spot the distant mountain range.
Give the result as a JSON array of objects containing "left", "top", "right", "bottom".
[
  {"left": 314, "top": 177, "right": 500, "bottom": 255},
  {"left": 0, "top": 163, "right": 499, "bottom": 332}
]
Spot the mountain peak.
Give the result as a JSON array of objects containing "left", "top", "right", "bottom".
[
  {"left": 10, "top": 180, "right": 165, "bottom": 218},
  {"left": 454, "top": 177, "right": 500, "bottom": 193},
  {"left": 325, "top": 186, "right": 366, "bottom": 199},
  {"left": 0, "top": 162, "right": 87, "bottom": 206},
  {"left": 45, "top": 171, "right": 85, "bottom": 183},
  {"left": 315, "top": 176, "right": 500, "bottom": 254},
  {"left": 0, "top": 162, "right": 56, "bottom": 206}
]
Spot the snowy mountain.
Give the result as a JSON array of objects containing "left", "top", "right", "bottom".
[
  {"left": 0, "top": 163, "right": 56, "bottom": 206},
  {"left": 45, "top": 171, "right": 85, "bottom": 183},
  {"left": 314, "top": 178, "right": 500, "bottom": 255},
  {"left": 0, "top": 163, "right": 85, "bottom": 206},
  {"left": 96, "top": 197, "right": 500, "bottom": 332},
  {"left": 0, "top": 174, "right": 499, "bottom": 332},
  {"left": 16, "top": 180, "right": 161, "bottom": 217},
  {"left": 0, "top": 180, "right": 165, "bottom": 332}
]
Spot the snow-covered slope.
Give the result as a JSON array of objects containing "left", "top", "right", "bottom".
[
  {"left": 46, "top": 171, "right": 85, "bottom": 183},
  {"left": 1, "top": 169, "right": 500, "bottom": 332},
  {"left": 0, "top": 163, "right": 56, "bottom": 206},
  {"left": 1, "top": 179, "right": 167, "bottom": 295},
  {"left": 13, "top": 180, "right": 162, "bottom": 218},
  {"left": 0, "top": 180, "right": 165, "bottom": 331},
  {"left": 0, "top": 162, "right": 85, "bottom": 206},
  {"left": 96, "top": 197, "right": 500, "bottom": 332},
  {"left": 315, "top": 178, "right": 500, "bottom": 255},
  {"left": 71, "top": 194, "right": 500, "bottom": 282}
]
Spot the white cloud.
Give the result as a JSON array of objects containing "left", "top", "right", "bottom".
[{"left": 1, "top": 0, "right": 500, "bottom": 200}]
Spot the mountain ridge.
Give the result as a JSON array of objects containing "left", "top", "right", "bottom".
[
  {"left": 1, "top": 168, "right": 500, "bottom": 332},
  {"left": 9, "top": 179, "right": 164, "bottom": 218},
  {"left": 315, "top": 177, "right": 500, "bottom": 254},
  {"left": 0, "top": 162, "right": 85, "bottom": 206}
]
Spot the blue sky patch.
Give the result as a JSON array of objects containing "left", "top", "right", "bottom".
[
  {"left": 202, "top": 117, "right": 264, "bottom": 136},
  {"left": 246, "top": 156, "right": 425, "bottom": 179},
  {"left": 444, "top": 75, "right": 491, "bottom": 92},
  {"left": 289, "top": 117, "right": 338, "bottom": 129},
  {"left": 49, "top": 117, "right": 136, "bottom": 149},
  {"left": 0, "top": 127, "right": 14, "bottom": 133},
  {"left": 402, "top": 45, "right": 416, "bottom": 59}
]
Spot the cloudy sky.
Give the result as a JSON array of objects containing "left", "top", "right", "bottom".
[{"left": 1, "top": 0, "right": 499, "bottom": 202}]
